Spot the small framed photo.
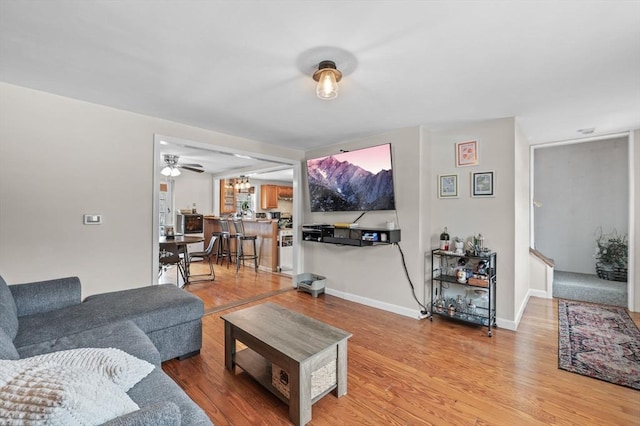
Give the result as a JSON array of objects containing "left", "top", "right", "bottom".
[
  {"left": 455, "top": 140, "right": 478, "bottom": 167},
  {"left": 438, "top": 174, "right": 458, "bottom": 198},
  {"left": 471, "top": 171, "right": 494, "bottom": 197}
]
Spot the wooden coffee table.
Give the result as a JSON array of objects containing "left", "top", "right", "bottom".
[{"left": 222, "top": 302, "right": 352, "bottom": 426}]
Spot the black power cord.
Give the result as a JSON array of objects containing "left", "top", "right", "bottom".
[
  {"left": 352, "top": 211, "right": 368, "bottom": 224},
  {"left": 395, "top": 242, "right": 428, "bottom": 314}
]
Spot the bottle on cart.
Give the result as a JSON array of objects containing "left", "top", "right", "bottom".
[
  {"left": 192, "top": 203, "right": 197, "bottom": 214},
  {"left": 439, "top": 227, "right": 450, "bottom": 251}
]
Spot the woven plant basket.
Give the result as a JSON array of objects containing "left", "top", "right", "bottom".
[
  {"left": 272, "top": 360, "right": 336, "bottom": 400},
  {"left": 596, "top": 263, "right": 627, "bottom": 282}
]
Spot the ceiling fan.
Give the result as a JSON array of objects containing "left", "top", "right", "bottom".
[{"left": 161, "top": 154, "right": 204, "bottom": 176}]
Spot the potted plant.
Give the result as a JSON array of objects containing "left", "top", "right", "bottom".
[
  {"left": 594, "top": 227, "right": 628, "bottom": 282},
  {"left": 241, "top": 200, "right": 251, "bottom": 217}
]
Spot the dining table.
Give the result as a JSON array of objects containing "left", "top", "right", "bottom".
[{"left": 159, "top": 235, "right": 204, "bottom": 285}]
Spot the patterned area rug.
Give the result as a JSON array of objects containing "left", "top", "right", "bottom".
[{"left": 558, "top": 300, "right": 640, "bottom": 390}]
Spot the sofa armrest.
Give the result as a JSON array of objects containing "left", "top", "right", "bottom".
[
  {"left": 9, "top": 276, "right": 81, "bottom": 317},
  {"left": 100, "top": 401, "right": 181, "bottom": 426}
]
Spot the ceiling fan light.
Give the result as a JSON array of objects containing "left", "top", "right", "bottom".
[
  {"left": 161, "top": 166, "right": 172, "bottom": 176},
  {"left": 170, "top": 168, "right": 181, "bottom": 177}
]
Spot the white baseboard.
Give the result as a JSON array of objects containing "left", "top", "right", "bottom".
[
  {"left": 529, "top": 289, "right": 548, "bottom": 299},
  {"left": 503, "top": 288, "right": 548, "bottom": 332},
  {"left": 324, "top": 287, "right": 521, "bottom": 331},
  {"left": 496, "top": 317, "right": 517, "bottom": 331},
  {"left": 324, "top": 287, "right": 422, "bottom": 319}
]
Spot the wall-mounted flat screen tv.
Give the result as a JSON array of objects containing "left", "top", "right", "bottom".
[{"left": 306, "top": 143, "right": 396, "bottom": 212}]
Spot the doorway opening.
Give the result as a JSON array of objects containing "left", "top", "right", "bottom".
[
  {"left": 152, "top": 134, "right": 302, "bottom": 309},
  {"left": 531, "top": 133, "right": 632, "bottom": 308}
]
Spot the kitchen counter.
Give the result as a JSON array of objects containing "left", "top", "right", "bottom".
[{"left": 203, "top": 217, "right": 279, "bottom": 272}]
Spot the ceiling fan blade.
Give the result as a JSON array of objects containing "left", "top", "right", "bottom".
[
  {"left": 181, "top": 166, "right": 205, "bottom": 173},
  {"left": 181, "top": 163, "right": 203, "bottom": 168}
]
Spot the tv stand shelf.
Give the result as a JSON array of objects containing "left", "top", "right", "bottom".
[{"left": 302, "top": 224, "right": 400, "bottom": 246}]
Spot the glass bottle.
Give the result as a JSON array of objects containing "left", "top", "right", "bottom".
[{"left": 439, "top": 227, "right": 450, "bottom": 251}]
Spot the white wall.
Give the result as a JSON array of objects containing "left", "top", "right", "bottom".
[
  {"left": 1, "top": 82, "right": 634, "bottom": 317},
  {"left": 633, "top": 130, "right": 639, "bottom": 311},
  {"left": 302, "top": 127, "right": 426, "bottom": 318},
  {"left": 172, "top": 172, "right": 213, "bottom": 217},
  {"left": 299, "top": 119, "right": 526, "bottom": 326},
  {"left": 533, "top": 137, "right": 628, "bottom": 273},
  {"left": 529, "top": 253, "right": 552, "bottom": 297},
  {"left": 513, "top": 121, "right": 531, "bottom": 322},
  {"left": 0, "top": 83, "right": 303, "bottom": 297},
  {"left": 430, "top": 118, "right": 518, "bottom": 326}
]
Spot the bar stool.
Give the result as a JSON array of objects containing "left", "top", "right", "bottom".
[
  {"left": 233, "top": 218, "right": 258, "bottom": 274},
  {"left": 218, "top": 219, "right": 237, "bottom": 268},
  {"left": 211, "top": 229, "right": 224, "bottom": 264}
]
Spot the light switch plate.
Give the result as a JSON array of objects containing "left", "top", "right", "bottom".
[{"left": 83, "top": 214, "right": 102, "bottom": 225}]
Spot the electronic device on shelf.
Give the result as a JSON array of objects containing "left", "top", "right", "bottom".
[{"left": 302, "top": 224, "right": 400, "bottom": 246}]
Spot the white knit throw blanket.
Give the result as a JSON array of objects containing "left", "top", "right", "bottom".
[{"left": 0, "top": 348, "right": 155, "bottom": 425}]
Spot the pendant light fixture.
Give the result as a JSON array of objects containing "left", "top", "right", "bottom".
[
  {"left": 313, "top": 60, "right": 342, "bottom": 100},
  {"left": 234, "top": 176, "right": 250, "bottom": 192}
]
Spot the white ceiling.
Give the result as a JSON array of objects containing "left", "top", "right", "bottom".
[
  {"left": 1, "top": 1, "right": 639, "bottom": 177},
  {"left": 158, "top": 139, "right": 295, "bottom": 181}
]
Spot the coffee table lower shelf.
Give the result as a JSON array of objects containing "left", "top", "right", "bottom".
[{"left": 235, "top": 347, "right": 337, "bottom": 405}]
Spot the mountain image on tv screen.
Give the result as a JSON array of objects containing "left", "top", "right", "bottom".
[{"left": 306, "top": 143, "right": 396, "bottom": 212}]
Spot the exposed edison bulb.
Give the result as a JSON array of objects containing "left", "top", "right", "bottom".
[{"left": 316, "top": 70, "right": 338, "bottom": 100}]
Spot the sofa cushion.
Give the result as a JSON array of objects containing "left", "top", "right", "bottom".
[
  {"left": 9, "top": 276, "right": 81, "bottom": 317},
  {"left": 16, "top": 320, "right": 161, "bottom": 366},
  {"left": 0, "top": 327, "right": 19, "bottom": 360},
  {"left": 82, "top": 285, "right": 204, "bottom": 332},
  {"left": 101, "top": 401, "right": 181, "bottom": 426},
  {"left": 13, "top": 285, "right": 203, "bottom": 349},
  {"left": 127, "top": 369, "right": 212, "bottom": 425},
  {"left": 0, "top": 275, "right": 18, "bottom": 340}
]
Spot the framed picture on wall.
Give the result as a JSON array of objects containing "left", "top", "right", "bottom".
[
  {"left": 438, "top": 174, "right": 459, "bottom": 198},
  {"left": 471, "top": 171, "right": 494, "bottom": 197},
  {"left": 455, "top": 140, "right": 478, "bottom": 167}
]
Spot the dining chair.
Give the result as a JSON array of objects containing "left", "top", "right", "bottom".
[
  {"left": 159, "top": 242, "right": 185, "bottom": 287},
  {"left": 188, "top": 235, "right": 218, "bottom": 281},
  {"left": 233, "top": 218, "right": 258, "bottom": 274}
]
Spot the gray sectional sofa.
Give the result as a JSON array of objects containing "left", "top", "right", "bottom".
[{"left": 0, "top": 275, "right": 213, "bottom": 425}]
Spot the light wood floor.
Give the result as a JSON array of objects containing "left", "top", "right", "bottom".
[{"left": 163, "top": 261, "right": 640, "bottom": 425}]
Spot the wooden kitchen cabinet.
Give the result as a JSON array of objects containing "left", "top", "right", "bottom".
[
  {"left": 277, "top": 186, "right": 293, "bottom": 199},
  {"left": 260, "top": 184, "right": 278, "bottom": 209},
  {"left": 220, "top": 179, "right": 237, "bottom": 214}
]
